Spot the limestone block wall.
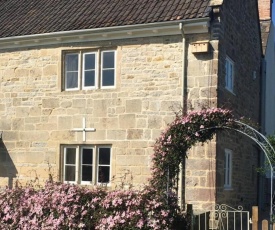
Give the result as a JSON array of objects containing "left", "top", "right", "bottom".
[
  {"left": 0, "top": 35, "right": 184, "bottom": 188},
  {"left": 183, "top": 33, "right": 219, "bottom": 210}
]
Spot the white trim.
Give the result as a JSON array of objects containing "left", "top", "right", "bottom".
[
  {"left": 100, "top": 50, "right": 116, "bottom": 89},
  {"left": 62, "top": 144, "right": 112, "bottom": 186},
  {"left": 96, "top": 146, "right": 112, "bottom": 186},
  {"left": 0, "top": 18, "right": 209, "bottom": 50},
  {"left": 224, "top": 148, "right": 232, "bottom": 189},
  {"left": 80, "top": 146, "right": 94, "bottom": 185},
  {"left": 64, "top": 53, "right": 80, "bottom": 91},
  {"left": 63, "top": 146, "right": 78, "bottom": 184},
  {"left": 225, "top": 56, "right": 234, "bottom": 93},
  {"left": 82, "top": 52, "right": 97, "bottom": 90},
  {"left": 64, "top": 50, "right": 115, "bottom": 91}
]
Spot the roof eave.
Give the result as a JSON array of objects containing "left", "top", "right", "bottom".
[{"left": 0, "top": 17, "right": 210, "bottom": 50}]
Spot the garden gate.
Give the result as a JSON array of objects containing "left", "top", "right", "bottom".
[{"left": 188, "top": 204, "right": 251, "bottom": 230}]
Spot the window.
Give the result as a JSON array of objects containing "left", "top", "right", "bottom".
[
  {"left": 63, "top": 50, "right": 116, "bottom": 91},
  {"left": 225, "top": 56, "right": 234, "bottom": 92},
  {"left": 224, "top": 148, "right": 232, "bottom": 189},
  {"left": 62, "top": 145, "right": 111, "bottom": 185}
]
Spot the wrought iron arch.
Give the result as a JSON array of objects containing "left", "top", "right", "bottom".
[{"left": 198, "top": 120, "right": 275, "bottom": 226}]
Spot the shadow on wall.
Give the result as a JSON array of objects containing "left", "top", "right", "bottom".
[{"left": 0, "top": 140, "right": 17, "bottom": 188}]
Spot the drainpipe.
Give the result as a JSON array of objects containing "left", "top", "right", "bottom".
[
  {"left": 179, "top": 22, "right": 187, "bottom": 113},
  {"left": 178, "top": 22, "right": 187, "bottom": 210}
]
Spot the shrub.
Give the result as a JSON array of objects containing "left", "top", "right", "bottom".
[{"left": 0, "top": 182, "right": 182, "bottom": 229}]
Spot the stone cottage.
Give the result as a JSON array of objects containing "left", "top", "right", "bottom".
[{"left": 0, "top": 0, "right": 262, "bottom": 211}]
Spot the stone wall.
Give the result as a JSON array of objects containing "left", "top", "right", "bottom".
[
  {"left": 183, "top": 32, "right": 219, "bottom": 210},
  {"left": 215, "top": 0, "right": 261, "bottom": 209},
  {"left": 0, "top": 35, "right": 184, "bottom": 188},
  {"left": 184, "top": 0, "right": 262, "bottom": 211}
]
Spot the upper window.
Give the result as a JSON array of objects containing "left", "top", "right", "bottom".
[
  {"left": 224, "top": 148, "right": 232, "bottom": 189},
  {"left": 62, "top": 145, "right": 111, "bottom": 185},
  {"left": 63, "top": 50, "right": 116, "bottom": 91},
  {"left": 225, "top": 56, "right": 234, "bottom": 93}
]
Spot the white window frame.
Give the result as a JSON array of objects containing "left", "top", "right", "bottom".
[
  {"left": 224, "top": 148, "right": 232, "bottom": 189},
  {"left": 63, "top": 50, "right": 116, "bottom": 91},
  {"left": 64, "top": 53, "right": 80, "bottom": 91},
  {"left": 225, "top": 56, "right": 234, "bottom": 93},
  {"left": 63, "top": 147, "right": 78, "bottom": 184},
  {"left": 82, "top": 52, "right": 98, "bottom": 90},
  {"left": 62, "top": 145, "right": 112, "bottom": 186},
  {"left": 100, "top": 50, "right": 116, "bottom": 89}
]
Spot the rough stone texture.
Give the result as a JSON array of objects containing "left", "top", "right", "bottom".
[
  {"left": 0, "top": 35, "right": 183, "bottom": 188},
  {"left": 214, "top": 0, "right": 261, "bottom": 211},
  {"left": 184, "top": 0, "right": 261, "bottom": 212},
  {"left": 0, "top": 0, "right": 262, "bottom": 213}
]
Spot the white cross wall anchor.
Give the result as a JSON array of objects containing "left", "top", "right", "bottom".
[{"left": 72, "top": 117, "right": 96, "bottom": 142}]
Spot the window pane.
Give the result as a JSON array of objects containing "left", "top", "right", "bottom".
[
  {"left": 65, "top": 54, "right": 79, "bottom": 71},
  {"left": 102, "top": 51, "right": 114, "bottom": 68},
  {"left": 99, "top": 148, "right": 110, "bottom": 164},
  {"left": 98, "top": 166, "right": 110, "bottom": 183},
  {"left": 66, "top": 72, "right": 78, "bottom": 89},
  {"left": 84, "top": 53, "right": 96, "bottom": 70},
  {"left": 102, "top": 70, "right": 114, "bottom": 86},
  {"left": 84, "top": 71, "right": 95, "bottom": 87},
  {"left": 82, "top": 148, "right": 93, "bottom": 164},
  {"left": 65, "top": 148, "right": 76, "bottom": 164},
  {"left": 65, "top": 165, "right": 76, "bottom": 181},
  {"left": 82, "top": 165, "right": 93, "bottom": 181}
]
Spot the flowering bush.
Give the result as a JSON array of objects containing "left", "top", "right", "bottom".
[
  {"left": 0, "top": 182, "right": 182, "bottom": 229},
  {"left": 150, "top": 108, "right": 235, "bottom": 191},
  {"left": 0, "top": 108, "right": 236, "bottom": 229}
]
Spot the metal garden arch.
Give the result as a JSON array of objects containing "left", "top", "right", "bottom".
[{"left": 198, "top": 120, "right": 275, "bottom": 228}]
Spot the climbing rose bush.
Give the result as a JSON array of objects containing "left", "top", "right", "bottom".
[
  {"left": 0, "top": 182, "right": 181, "bottom": 229},
  {"left": 150, "top": 108, "right": 235, "bottom": 191}
]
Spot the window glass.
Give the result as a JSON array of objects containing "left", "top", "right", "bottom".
[
  {"left": 63, "top": 145, "right": 111, "bottom": 185},
  {"left": 224, "top": 149, "right": 232, "bottom": 188},
  {"left": 83, "top": 53, "right": 96, "bottom": 87},
  {"left": 65, "top": 53, "right": 79, "bottom": 89},
  {"left": 63, "top": 50, "right": 116, "bottom": 90},
  {"left": 98, "top": 148, "right": 111, "bottom": 164},
  {"left": 82, "top": 148, "right": 93, "bottom": 164},
  {"left": 82, "top": 148, "right": 93, "bottom": 182},
  {"left": 84, "top": 71, "right": 95, "bottom": 87},
  {"left": 98, "top": 147, "right": 111, "bottom": 183},
  {"left": 65, "top": 166, "right": 76, "bottom": 181},
  {"left": 66, "top": 72, "right": 78, "bottom": 89},
  {"left": 98, "top": 166, "right": 110, "bottom": 183},
  {"left": 64, "top": 148, "right": 76, "bottom": 182},
  {"left": 65, "top": 148, "right": 76, "bottom": 164},
  {"left": 102, "top": 70, "right": 115, "bottom": 86},
  {"left": 225, "top": 57, "right": 234, "bottom": 92},
  {"left": 102, "top": 51, "right": 115, "bottom": 87},
  {"left": 65, "top": 54, "right": 79, "bottom": 71},
  {"left": 102, "top": 51, "right": 115, "bottom": 68}
]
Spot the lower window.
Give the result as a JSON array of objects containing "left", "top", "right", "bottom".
[
  {"left": 224, "top": 148, "right": 232, "bottom": 189},
  {"left": 62, "top": 145, "right": 111, "bottom": 185}
]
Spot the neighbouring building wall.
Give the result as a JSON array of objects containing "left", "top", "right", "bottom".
[
  {"left": 215, "top": 0, "right": 261, "bottom": 209},
  {"left": 0, "top": 35, "right": 184, "bottom": 188},
  {"left": 263, "top": 24, "right": 275, "bottom": 136}
]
